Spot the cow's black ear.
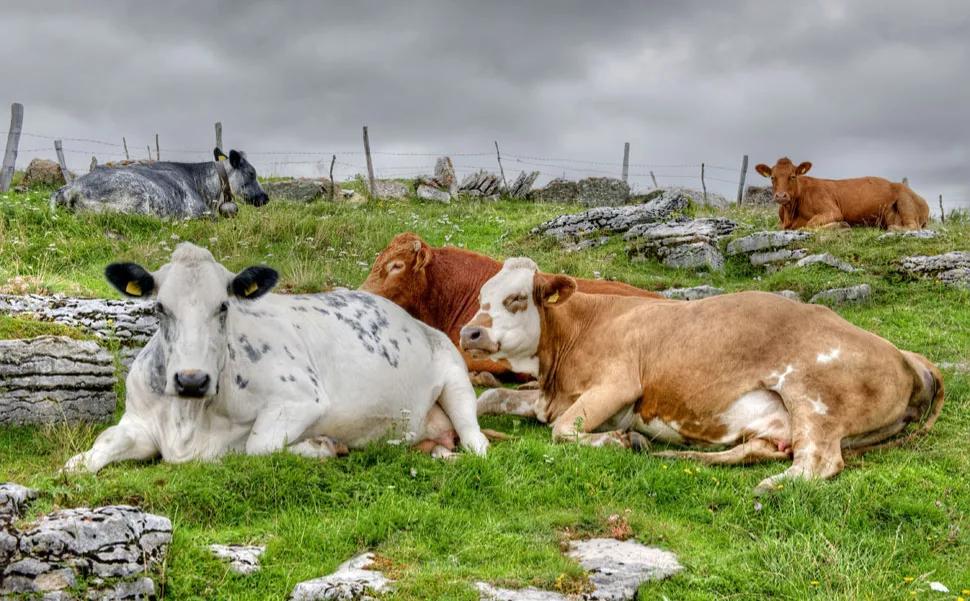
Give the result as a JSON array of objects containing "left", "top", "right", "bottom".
[
  {"left": 214, "top": 147, "right": 228, "bottom": 162},
  {"left": 228, "top": 149, "right": 243, "bottom": 169},
  {"left": 231, "top": 266, "right": 278, "bottom": 300},
  {"left": 105, "top": 263, "right": 155, "bottom": 298}
]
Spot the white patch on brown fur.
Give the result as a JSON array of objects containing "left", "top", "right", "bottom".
[
  {"left": 633, "top": 416, "right": 684, "bottom": 443},
  {"left": 816, "top": 348, "right": 841, "bottom": 364},
  {"left": 809, "top": 396, "right": 829, "bottom": 415},
  {"left": 767, "top": 364, "right": 796, "bottom": 391},
  {"left": 718, "top": 389, "right": 791, "bottom": 444}
]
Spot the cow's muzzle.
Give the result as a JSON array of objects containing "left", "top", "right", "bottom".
[
  {"left": 774, "top": 193, "right": 792, "bottom": 205},
  {"left": 174, "top": 369, "right": 211, "bottom": 398},
  {"left": 459, "top": 326, "right": 499, "bottom": 356},
  {"left": 250, "top": 192, "right": 270, "bottom": 207}
]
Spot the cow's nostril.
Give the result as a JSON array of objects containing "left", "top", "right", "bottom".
[
  {"left": 469, "top": 329, "right": 481, "bottom": 341},
  {"left": 175, "top": 371, "right": 210, "bottom": 397}
]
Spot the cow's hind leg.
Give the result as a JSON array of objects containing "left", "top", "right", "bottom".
[
  {"left": 753, "top": 414, "right": 845, "bottom": 495},
  {"left": 654, "top": 438, "right": 790, "bottom": 465},
  {"left": 436, "top": 361, "right": 490, "bottom": 456},
  {"left": 550, "top": 384, "right": 640, "bottom": 449}
]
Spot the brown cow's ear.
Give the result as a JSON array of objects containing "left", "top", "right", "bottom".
[
  {"left": 755, "top": 164, "right": 772, "bottom": 178},
  {"left": 413, "top": 245, "right": 432, "bottom": 272},
  {"left": 796, "top": 162, "right": 812, "bottom": 175},
  {"left": 535, "top": 274, "right": 577, "bottom": 307}
]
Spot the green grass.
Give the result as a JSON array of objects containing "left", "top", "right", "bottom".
[{"left": 1, "top": 187, "right": 969, "bottom": 600}]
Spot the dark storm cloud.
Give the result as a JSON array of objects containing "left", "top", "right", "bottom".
[{"left": 1, "top": 0, "right": 967, "bottom": 207}]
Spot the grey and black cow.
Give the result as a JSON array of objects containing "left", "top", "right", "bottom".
[
  {"left": 65, "top": 242, "right": 488, "bottom": 473},
  {"left": 51, "top": 148, "right": 268, "bottom": 219}
]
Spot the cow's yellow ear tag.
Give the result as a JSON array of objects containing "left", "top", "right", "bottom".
[
  {"left": 547, "top": 291, "right": 559, "bottom": 304},
  {"left": 244, "top": 282, "right": 259, "bottom": 296},
  {"left": 125, "top": 281, "right": 142, "bottom": 296},
  {"left": 218, "top": 154, "right": 228, "bottom": 161}
]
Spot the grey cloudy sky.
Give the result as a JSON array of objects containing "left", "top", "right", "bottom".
[{"left": 2, "top": 0, "right": 968, "bottom": 208}]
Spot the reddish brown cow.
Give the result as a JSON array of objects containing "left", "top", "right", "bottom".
[
  {"left": 755, "top": 157, "right": 929, "bottom": 230},
  {"left": 360, "top": 232, "right": 661, "bottom": 383}
]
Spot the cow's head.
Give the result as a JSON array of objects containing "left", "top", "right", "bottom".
[
  {"left": 360, "top": 232, "right": 432, "bottom": 312},
  {"left": 459, "top": 257, "right": 575, "bottom": 376},
  {"left": 214, "top": 147, "right": 269, "bottom": 207},
  {"left": 106, "top": 243, "right": 278, "bottom": 398},
  {"left": 755, "top": 157, "right": 812, "bottom": 205}
]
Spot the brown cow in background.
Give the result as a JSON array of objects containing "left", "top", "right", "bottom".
[
  {"left": 360, "top": 232, "right": 661, "bottom": 385},
  {"left": 755, "top": 157, "right": 929, "bottom": 230}
]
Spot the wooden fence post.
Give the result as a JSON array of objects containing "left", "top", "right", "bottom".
[
  {"left": 53, "top": 140, "right": 73, "bottom": 183},
  {"left": 939, "top": 194, "right": 945, "bottom": 224},
  {"left": 147, "top": 145, "right": 152, "bottom": 160},
  {"left": 122, "top": 137, "right": 130, "bottom": 160},
  {"left": 649, "top": 171, "right": 658, "bottom": 188},
  {"left": 362, "top": 125, "right": 376, "bottom": 197},
  {"left": 494, "top": 140, "right": 508, "bottom": 190},
  {"left": 0, "top": 102, "right": 24, "bottom": 192},
  {"left": 329, "top": 154, "right": 336, "bottom": 201},
  {"left": 701, "top": 163, "right": 707, "bottom": 203},
  {"left": 155, "top": 133, "right": 160, "bottom": 161},
  {"left": 736, "top": 154, "right": 748, "bottom": 205},
  {"left": 215, "top": 122, "right": 223, "bottom": 149},
  {"left": 621, "top": 142, "right": 630, "bottom": 184}
]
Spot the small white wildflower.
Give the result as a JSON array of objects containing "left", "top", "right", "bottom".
[{"left": 929, "top": 582, "right": 949, "bottom": 593}]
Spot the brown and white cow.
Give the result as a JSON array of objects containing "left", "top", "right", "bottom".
[
  {"left": 459, "top": 257, "right": 944, "bottom": 494},
  {"left": 755, "top": 157, "right": 929, "bottom": 230},
  {"left": 360, "top": 232, "right": 661, "bottom": 385}
]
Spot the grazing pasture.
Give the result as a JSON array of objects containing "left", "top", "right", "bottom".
[{"left": 1, "top": 183, "right": 968, "bottom": 599}]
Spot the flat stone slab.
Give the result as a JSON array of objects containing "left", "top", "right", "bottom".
[
  {"left": 1, "top": 496, "right": 171, "bottom": 599},
  {"left": 416, "top": 184, "right": 451, "bottom": 204},
  {"left": 0, "top": 336, "right": 117, "bottom": 425},
  {"left": 477, "top": 582, "right": 569, "bottom": 600},
  {"left": 899, "top": 252, "right": 970, "bottom": 288},
  {"left": 568, "top": 538, "right": 682, "bottom": 600},
  {"left": 660, "top": 285, "right": 724, "bottom": 300},
  {"left": 210, "top": 544, "right": 265, "bottom": 575},
  {"left": 0, "top": 294, "right": 156, "bottom": 345},
  {"left": 0, "top": 483, "right": 37, "bottom": 527},
  {"left": 532, "top": 193, "right": 689, "bottom": 241},
  {"left": 878, "top": 229, "right": 938, "bottom": 240},
  {"left": 373, "top": 180, "right": 409, "bottom": 200},
  {"left": 809, "top": 284, "right": 871, "bottom": 305},
  {"left": 750, "top": 248, "right": 808, "bottom": 267},
  {"left": 626, "top": 218, "right": 737, "bottom": 271},
  {"left": 726, "top": 230, "right": 813, "bottom": 255},
  {"left": 290, "top": 552, "right": 391, "bottom": 600},
  {"left": 774, "top": 290, "right": 802, "bottom": 301},
  {"left": 794, "top": 253, "right": 859, "bottom": 273}
]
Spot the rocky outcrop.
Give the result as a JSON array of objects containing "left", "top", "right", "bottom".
[
  {"left": 262, "top": 178, "right": 340, "bottom": 203},
  {"left": 626, "top": 218, "right": 737, "bottom": 271},
  {"left": 0, "top": 294, "right": 156, "bottom": 346},
  {"left": 373, "top": 180, "right": 408, "bottom": 200},
  {"left": 532, "top": 193, "right": 688, "bottom": 241},
  {"left": 0, "top": 487, "right": 171, "bottom": 600},
  {"left": 809, "top": 284, "right": 872, "bottom": 305},
  {"left": 507, "top": 171, "right": 539, "bottom": 199},
  {"left": 898, "top": 251, "right": 970, "bottom": 288},
  {"left": 416, "top": 184, "right": 451, "bottom": 203},
  {"left": 878, "top": 229, "right": 939, "bottom": 240},
  {"left": 458, "top": 171, "right": 503, "bottom": 198},
  {"left": 534, "top": 178, "right": 578, "bottom": 204},
  {"left": 210, "top": 544, "right": 265, "bottom": 575},
  {"left": 743, "top": 185, "right": 773, "bottom": 205},
  {"left": 726, "top": 230, "right": 814, "bottom": 267},
  {"left": 793, "top": 253, "right": 859, "bottom": 273},
  {"left": 290, "top": 553, "right": 392, "bottom": 600},
  {"left": 660, "top": 285, "right": 724, "bottom": 300},
  {"left": 21, "top": 159, "right": 69, "bottom": 188},
  {"left": 477, "top": 538, "right": 681, "bottom": 601},
  {"left": 0, "top": 336, "right": 116, "bottom": 425},
  {"left": 575, "top": 177, "right": 630, "bottom": 207}
]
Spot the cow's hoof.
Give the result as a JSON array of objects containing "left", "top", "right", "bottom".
[
  {"left": 62, "top": 453, "right": 90, "bottom": 474},
  {"left": 219, "top": 201, "right": 238, "bottom": 218},
  {"left": 461, "top": 431, "right": 490, "bottom": 456},
  {"left": 517, "top": 380, "right": 540, "bottom": 390},
  {"left": 469, "top": 371, "right": 502, "bottom": 388},
  {"left": 629, "top": 432, "right": 650, "bottom": 452},
  {"left": 431, "top": 445, "right": 458, "bottom": 460}
]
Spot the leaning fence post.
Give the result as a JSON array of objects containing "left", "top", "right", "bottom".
[
  {"left": 736, "top": 154, "right": 748, "bottom": 205},
  {"left": 649, "top": 170, "right": 658, "bottom": 188},
  {"left": 122, "top": 137, "right": 130, "bottom": 160},
  {"left": 155, "top": 133, "right": 160, "bottom": 161},
  {"left": 494, "top": 140, "right": 508, "bottom": 191},
  {"left": 147, "top": 145, "right": 152, "bottom": 160},
  {"left": 939, "top": 194, "right": 945, "bottom": 224},
  {"left": 701, "top": 163, "right": 707, "bottom": 203},
  {"left": 0, "top": 102, "right": 24, "bottom": 192},
  {"left": 621, "top": 142, "right": 630, "bottom": 184},
  {"left": 329, "top": 154, "right": 336, "bottom": 201},
  {"left": 215, "top": 122, "right": 223, "bottom": 149},
  {"left": 362, "top": 125, "right": 376, "bottom": 197},
  {"left": 54, "top": 140, "right": 73, "bottom": 184}
]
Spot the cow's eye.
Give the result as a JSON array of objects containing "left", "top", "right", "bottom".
[
  {"left": 219, "top": 301, "right": 229, "bottom": 314},
  {"left": 790, "top": 175, "right": 796, "bottom": 181},
  {"left": 155, "top": 302, "right": 167, "bottom": 316}
]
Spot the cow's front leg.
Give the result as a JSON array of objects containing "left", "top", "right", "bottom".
[
  {"left": 64, "top": 416, "right": 159, "bottom": 474},
  {"left": 805, "top": 212, "right": 845, "bottom": 229},
  {"left": 550, "top": 385, "right": 640, "bottom": 448},
  {"left": 245, "top": 403, "right": 323, "bottom": 456},
  {"left": 477, "top": 388, "right": 547, "bottom": 421},
  {"left": 287, "top": 435, "right": 348, "bottom": 460}
]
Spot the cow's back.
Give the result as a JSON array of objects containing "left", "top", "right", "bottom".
[{"left": 52, "top": 163, "right": 208, "bottom": 217}]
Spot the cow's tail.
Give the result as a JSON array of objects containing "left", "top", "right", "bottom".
[{"left": 844, "top": 353, "right": 945, "bottom": 456}]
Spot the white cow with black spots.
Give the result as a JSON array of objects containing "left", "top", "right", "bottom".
[{"left": 65, "top": 243, "right": 488, "bottom": 473}]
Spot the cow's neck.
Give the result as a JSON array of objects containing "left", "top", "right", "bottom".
[
  {"left": 536, "top": 293, "right": 598, "bottom": 400},
  {"left": 195, "top": 163, "right": 227, "bottom": 209},
  {"left": 420, "top": 249, "right": 500, "bottom": 337}
]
